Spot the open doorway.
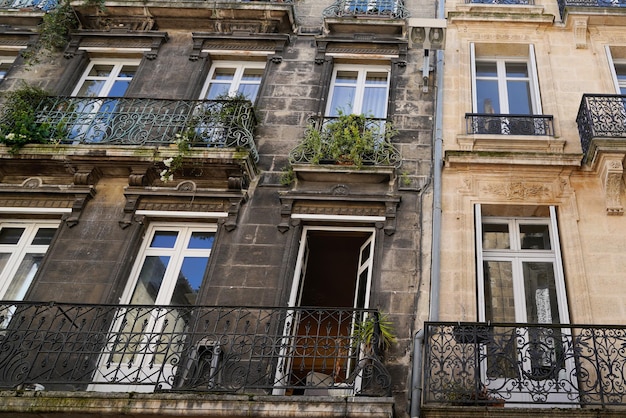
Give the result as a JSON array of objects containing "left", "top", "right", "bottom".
[{"left": 275, "top": 226, "right": 376, "bottom": 394}]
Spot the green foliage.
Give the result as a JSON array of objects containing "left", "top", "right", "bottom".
[
  {"left": 353, "top": 312, "right": 397, "bottom": 354},
  {"left": 22, "top": 0, "right": 79, "bottom": 65},
  {"left": 280, "top": 164, "right": 295, "bottom": 186},
  {"left": 159, "top": 133, "right": 191, "bottom": 182},
  {"left": 298, "top": 112, "right": 397, "bottom": 168},
  {"left": 0, "top": 84, "right": 63, "bottom": 154}
]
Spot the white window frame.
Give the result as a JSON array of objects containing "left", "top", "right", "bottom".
[
  {"left": 71, "top": 59, "right": 140, "bottom": 97},
  {"left": 119, "top": 222, "right": 217, "bottom": 306},
  {"left": 325, "top": 64, "right": 390, "bottom": 117},
  {"left": 0, "top": 221, "right": 59, "bottom": 301},
  {"left": 199, "top": 61, "right": 266, "bottom": 101},
  {"left": 0, "top": 56, "right": 16, "bottom": 82},
  {"left": 470, "top": 43, "right": 542, "bottom": 115},
  {"left": 606, "top": 46, "right": 626, "bottom": 94}
]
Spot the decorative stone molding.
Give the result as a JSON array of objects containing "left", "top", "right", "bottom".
[
  {"left": 314, "top": 37, "right": 408, "bottom": 65},
  {"left": 600, "top": 155, "right": 625, "bottom": 215},
  {"left": 72, "top": 166, "right": 102, "bottom": 186},
  {"left": 64, "top": 31, "right": 169, "bottom": 60},
  {"left": 572, "top": 16, "right": 588, "bottom": 49},
  {"left": 190, "top": 33, "right": 290, "bottom": 62}
]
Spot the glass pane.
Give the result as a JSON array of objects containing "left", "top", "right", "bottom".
[
  {"left": 130, "top": 255, "right": 170, "bottom": 304},
  {"left": 150, "top": 231, "right": 178, "bottom": 248},
  {"left": 520, "top": 224, "right": 551, "bottom": 250},
  {"left": 237, "top": 84, "right": 260, "bottom": 102},
  {"left": 170, "top": 256, "right": 209, "bottom": 305},
  {"left": 108, "top": 80, "right": 131, "bottom": 97},
  {"left": 335, "top": 71, "right": 358, "bottom": 84},
  {"left": 3, "top": 254, "right": 43, "bottom": 300},
  {"left": 117, "top": 65, "right": 137, "bottom": 78},
  {"left": 31, "top": 228, "right": 57, "bottom": 245},
  {"left": 241, "top": 68, "right": 263, "bottom": 82},
  {"left": 328, "top": 85, "right": 356, "bottom": 115},
  {"left": 76, "top": 80, "right": 106, "bottom": 97},
  {"left": 523, "top": 261, "right": 560, "bottom": 324},
  {"left": 506, "top": 80, "right": 532, "bottom": 114},
  {"left": 0, "top": 228, "right": 24, "bottom": 245},
  {"left": 505, "top": 62, "right": 529, "bottom": 78},
  {"left": 0, "top": 253, "right": 9, "bottom": 276},
  {"left": 88, "top": 64, "right": 114, "bottom": 77},
  {"left": 188, "top": 232, "right": 215, "bottom": 249},
  {"left": 362, "top": 87, "right": 387, "bottom": 118},
  {"left": 365, "top": 71, "right": 388, "bottom": 85},
  {"left": 213, "top": 68, "right": 236, "bottom": 81},
  {"left": 483, "top": 260, "right": 515, "bottom": 322},
  {"left": 206, "top": 83, "right": 230, "bottom": 99},
  {"left": 476, "top": 80, "right": 500, "bottom": 113},
  {"left": 482, "top": 223, "right": 510, "bottom": 250},
  {"left": 476, "top": 62, "right": 498, "bottom": 78}
]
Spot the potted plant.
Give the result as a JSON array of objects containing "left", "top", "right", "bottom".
[{"left": 352, "top": 311, "right": 397, "bottom": 357}]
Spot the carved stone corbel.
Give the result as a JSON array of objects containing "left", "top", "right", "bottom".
[
  {"left": 64, "top": 189, "right": 96, "bottom": 228},
  {"left": 384, "top": 200, "right": 398, "bottom": 235},
  {"left": 600, "top": 156, "right": 624, "bottom": 215},
  {"left": 278, "top": 198, "right": 294, "bottom": 233},
  {"left": 119, "top": 195, "right": 140, "bottom": 229},
  {"left": 72, "top": 166, "right": 102, "bottom": 186},
  {"left": 573, "top": 16, "right": 588, "bottom": 49},
  {"left": 224, "top": 197, "right": 244, "bottom": 232}
]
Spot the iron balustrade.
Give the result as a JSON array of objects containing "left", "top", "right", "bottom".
[
  {"left": 424, "top": 322, "right": 626, "bottom": 407},
  {"left": 465, "top": 113, "right": 554, "bottom": 136},
  {"left": 288, "top": 116, "right": 402, "bottom": 167},
  {"left": 577, "top": 94, "right": 626, "bottom": 163},
  {"left": 322, "top": 0, "right": 410, "bottom": 18},
  {"left": 558, "top": 0, "right": 626, "bottom": 20},
  {"left": 0, "top": 96, "right": 259, "bottom": 162},
  {"left": 0, "top": 302, "right": 390, "bottom": 396},
  {"left": 466, "top": 0, "right": 533, "bottom": 4},
  {"left": 0, "top": 0, "right": 56, "bottom": 10}
]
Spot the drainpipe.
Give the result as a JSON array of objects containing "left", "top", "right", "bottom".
[{"left": 411, "top": 0, "right": 446, "bottom": 416}]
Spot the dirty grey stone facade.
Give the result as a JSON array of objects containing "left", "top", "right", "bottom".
[{"left": 0, "top": 0, "right": 437, "bottom": 416}]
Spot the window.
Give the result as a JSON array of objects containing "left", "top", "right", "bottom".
[
  {"left": 0, "top": 56, "right": 15, "bottom": 83},
  {"left": 471, "top": 45, "right": 541, "bottom": 115},
  {"left": 0, "top": 222, "right": 58, "bottom": 301},
  {"left": 70, "top": 59, "right": 139, "bottom": 142},
  {"left": 475, "top": 205, "right": 574, "bottom": 404},
  {"left": 607, "top": 47, "right": 626, "bottom": 94},
  {"left": 93, "top": 223, "right": 216, "bottom": 392},
  {"left": 613, "top": 62, "right": 626, "bottom": 94},
  {"left": 200, "top": 61, "right": 265, "bottom": 102},
  {"left": 326, "top": 65, "right": 390, "bottom": 119}
]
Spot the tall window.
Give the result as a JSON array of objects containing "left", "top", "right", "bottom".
[
  {"left": 471, "top": 44, "right": 541, "bottom": 115},
  {"left": 607, "top": 46, "right": 626, "bottom": 94},
  {"left": 200, "top": 62, "right": 265, "bottom": 102},
  {"left": 70, "top": 59, "right": 139, "bottom": 142},
  {"left": 325, "top": 65, "right": 390, "bottom": 119},
  {"left": 0, "top": 222, "right": 58, "bottom": 301}
]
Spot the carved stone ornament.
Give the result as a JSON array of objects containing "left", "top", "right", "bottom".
[
  {"left": 601, "top": 157, "right": 624, "bottom": 216},
  {"left": 481, "top": 181, "right": 551, "bottom": 200},
  {"left": 64, "top": 31, "right": 168, "bottom": 60}
]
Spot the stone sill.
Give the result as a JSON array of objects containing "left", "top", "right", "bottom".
[
  {"left": 448, "top": 3, "right": 554, "bottom": 23},
  {"left": 444, "top": 150, "right": 582, "bottom": 168},
  {"left": 0, "top": 390, "right": 395, "bottom": 418},
  {"left": 456, "top": 134, "right": 566, "bottom": 153},
  {"left": 292, "top": 163, "right": 396, "bottom": 185}
]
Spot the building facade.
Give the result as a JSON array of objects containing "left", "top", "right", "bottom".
[
  {"left": 425, "top": 0, "right": 626, "bottom": 415},
  {"left": 0, "top": 0, "right": 439, "bottom": 417}
]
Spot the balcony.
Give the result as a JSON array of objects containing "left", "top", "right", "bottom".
[
  {"left": 576, "top": 94, "right": 626, "bottom": 164},
  {"left": 323, "top": 0, "right": 409, "bottom": 19},
  {"left": 422, "top": 322, "right": 626, "bottom": 412},
  {"left": 465, "top": 113, "right": 554, "bottom": 136},
  {"left": 466, "top": 0, "right": 534, "bottom": 4},
  {"left": 558, "top": 0, "right": 626, "bottom": 25},
  {"left": 322, "top": 0, "right": 408, "bottom": 36},
  {"left": 0, "top": 302, "right": 391, "bottom": 397},
  {"left": 0, "top": 0, "right": 56, "bottom": 11}
]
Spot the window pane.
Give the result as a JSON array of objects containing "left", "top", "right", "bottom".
[
  {"left": 362, "top": 87, "right": 387, "bottom": 118},
  {"left": 170, "top": 256, "right": 209, "bottom": 305},
  {"left": 130, "top": 255, "right": 170, "bottom": 304},
  {"left": 241, "top": 68, "right": 263, "bottom": 82},
  {"left": 476, "top": 80, "right": 500, "bottom": 113},
  {"left": 0, "top": 228, "right": 24, "bottom": 245},
  {"left": 206, "top": 83, "right": 230, "bottom": 99},
  {"left": 482, "top": 223, "right": 510, "bottom": 249},
  {"left": 117, "top": 65, "right": 137, "bottom": 78},
  {"left": 476, "top": 62, "right": 498, "bottom": 78},
  {"left": 335, "top": 71, "right": 358, "bottom": 84},
  {"left": 520, "top": 224, "right": 551, "bottom": 250},
  {"left": 31, "top": 228, "right": 57, "bottom": 245},
  {"left": 483, "top": 260, "right": 515, "bottom": 322},
  {"left": 108, "top": 80, "right": 131, "bottom": 97},
  {"left": 213, "top": 68, "right": 236, "bottom": 81},
  {"left": 0, "top": 253, "right": 9, "bottom": 276},
  {"left": 237, "top": 84, "right": 260, "bottom": 101},
  {"left": 76, "top": 80, "right": 106, "bottom": 97},
  {"left": 523, "top": 261, "right": 559, "bottom": 324},
  {"left": 329, "top": 85, "right": 356, "bottom": 115},
  {"left": 88, "top": 64, "right": 114, "bottom": 77},
  {"left": 188, "top": 232, "right": 215, "bottom": 249},
  {"left": 3, "top": 254, "right": 42, "bottom": 300},
  {"left": 365, "top": 72, "right": 388, "bottom": 85},
  {"left": 505, "top": 62, "right": 529, "bottom": 78},
  {"left": 506, "top": 80, "right": 532, "bottom": 114},
  {"left": 150, "top": 231, "right": 178, "bottom": 248}
]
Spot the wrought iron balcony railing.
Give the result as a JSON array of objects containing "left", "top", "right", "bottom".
[
  {"left": 0, "top": 302, "right": 390, "bottom": 396},
  {"left": 577, "top": 94, "right": 626, "bottom": 162},
  {"left": 465, "top": 113, "right": 554, "bottom": 136},
  {"left": 0, "top": 0, "right": 56, "bottom": 10},
  {"left": 288, "top": 116, "right": 402, "bottom": 168},
  {"left": 0, "top": 97, "right": 259, "bottom": 162},
  {"left": 323, "top": 0, "right": 410, "bottom": 19},
  {"left": 424, "top": 322, "right": 626, "bottom": 407},
  {"left": 558, "top": 0, "right": 626, "bottom": 20},
  {"left": 466, "top": 0, "right": 534, "bottom": 4}
]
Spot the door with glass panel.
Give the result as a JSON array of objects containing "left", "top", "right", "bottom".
[
  {"left": 0, "top": 222, "right": 58, "bottom": 328},
  {"left": 476, "top": 205, "right": 576, "bottom": 405},
  {"left": 92, "top": 224, "right": 215, "bottom": 392},
  {"left": 70, "top": 60, "right": 138, "bottom": 142}
]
